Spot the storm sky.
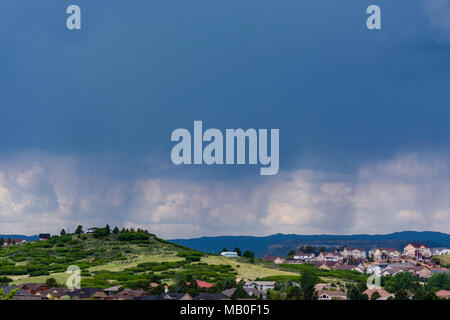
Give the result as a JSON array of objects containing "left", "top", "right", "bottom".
[{"left": 1, "top": 0, "right": 450, "bottom": 237}]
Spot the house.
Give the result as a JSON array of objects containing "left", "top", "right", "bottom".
[
  {"left": 432, "top": 248, "right": 450, "bottom": 256},
  {"left": 363, "top": 288, "right": 392, "bottom": 300},
  {"left": 366, "top": 264, "right": 389, "bottom": 275},
  {"left": 67, "top": 288, "right": 107, "bottom": 300},
  {"left": 190, "top": 280, "right": 215, "bottom": 289},
  {"left": 372, "top": 248, "right": 401, "bottom": 262},
  {"left": 403, "top": 243, "right": 432, "bottom": 260},
  {"left": 2, "top": 238, "right": 27, "bottom": 246},
  {"left": 381, "top": 268, "right": 404, "bottom": 277},
  {"left": 435, "top": 290, "right": 450, "bottom": 299},
  {"left": 160, "top": 293, "right": 193, "bottom": 300},
  {"left": 38, "top": 233, "right": 50, "bottom": 240},
  {"left": 244, "top": 287, "right": 265, "bottom": 298},
  {"left": 413, "top": 266, "right": 432, "bottom": 279},
  {"left": 333, "top": 264, "right": 356, "bottom": 271},
  {"left": 431, "top": 268, "right": 450, "bottom": 275},
  {"left": 243, "top": 281, "right": 276, "bottom": 292},
  {"left": 319, "top": 261, "right": 340, "bottom": 270},
  {"left": 222, "top": 288, "right": 237, "bottom": 298},
  {"left": 351, "top": 262, "right": 365, "bottom": 273},
  {"left": 317, "top": 289, "right": 347, "bottom": 300},
  {"left": 114, "top": 289, "right": 149, "bottom": 300},
  {"left": 283, "top": 259, "right": 306, "bottom": 264},
  {"left": 18, "top": 283, "right": 50, "bottom": 295},
  {"left": 195, "top": 293, "right": 230, "bottom": 300},
  {"left": 38, "top": 288, "right": 72, "bottom": 300},
  {"left": 317, "top": 252, "right": 344, "bottom": 263},
  {"left": 86, "top": 227, "right": 99, "bottom": 234},
  {"left": 342, "top": 247, "right": 366, "bottom": 261},
  {"left": 103, "top": 285, "right": 122, "bottom": 295},
  {"left": 263, "top": 256, "right": 285, "bottom": 264},
  {"left": 0, "top": 285, "right": 34, "bottom": 298},
  {"left": 293, "top": 251, "right": 315, "bottom": 262},
  {"left": 220, "top": 251, "right": 239, "bottom": 258}
]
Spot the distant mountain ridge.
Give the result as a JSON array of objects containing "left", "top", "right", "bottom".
[
  {"left": 170, "top": 231, "right": 450, "bottom": 258},
  {"left": 0, "top": 234, "right": 39, "bottom": 241}
]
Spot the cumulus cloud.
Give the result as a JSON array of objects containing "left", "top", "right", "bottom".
[{"left": 0, "top": 150, "right": 449, "bottom": 238}]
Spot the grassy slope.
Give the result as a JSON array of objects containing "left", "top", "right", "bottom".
[
  {"left": 8, "top": 234, "right": 297, "bottom": 286},
  {"left": 202, "top": 255, "right": 298, "bottom": 280},
  {"left": 439, "top": 254, "right": 450, "bottom": 265}
]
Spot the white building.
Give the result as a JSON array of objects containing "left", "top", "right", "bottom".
[
  {"left": 432, "top": 248, "right": 450, "bottom": 256},
  {"left": 220, "top": 251, "right": 238, "bottom": 258},
  {"left": 293, "top": 251, "right": 315, "bottom": 261},
  {"left": 244, "top": 281, "right": 276, "bottom": 292}
]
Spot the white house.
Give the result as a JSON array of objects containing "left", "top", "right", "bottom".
[
  {"left": 220, "top": 251, "right": 238, "bottom": 258},
  {"left": 244, "top": 281, "right": 276, "bottom": 292},
  {"left": 342, "top": 247, "right": 366, "bottom": 261},
  {"left": 293, "top": 251, "right": 315, "bottom": 261},
  {"left": 432, "top": 248, "right": 450, "bottom": 256},
  {"left": 366, "top": 264, "right": 385, "bottom": 275},
  {"left": 317, "top": 252, "right": 344, "bottom": 263}
]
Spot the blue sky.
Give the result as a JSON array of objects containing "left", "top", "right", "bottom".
[{"left": 0, "top": 0, "right": 450, "bottom": 237}]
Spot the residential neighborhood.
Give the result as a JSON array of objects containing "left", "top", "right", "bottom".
[{"left": 0, "top": 227, "right": 449, "bottom": 302}]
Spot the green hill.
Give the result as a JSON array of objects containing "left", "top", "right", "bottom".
[{"left": 0, "top": 229, "right": 298, "bottom": 291}]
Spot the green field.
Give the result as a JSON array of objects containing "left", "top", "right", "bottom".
[{"left": 201, "top": 255, "right": 298, "bottom": 280}]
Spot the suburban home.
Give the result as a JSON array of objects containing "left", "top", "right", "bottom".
[
  {"left": 2, "top": 238, "right": 27, "bottom": 246},
  {"left": 189, "top": 280, "right": 215, "bottom": 289},
  {"left": 351, "top": 262, "right": 365, "bottom": 273},
  {"left": 367, "top": 263, "right": 389, "bottom": 275},
  {"left": 402, "top": 243, "right": 432, "bottom": 260},
  {"left": 114, "top": 289, "right": 149, "bottom": 300},
  {"left": 319, "top": 261, "right": 340, "bottom": 270},
  {"left": 243, "top": 281, "right": 276, "bottom": 292},
  {"left": 293, "top": 251, "right": 315, "bottom": 262},
  {"left": 317, "top": 289, "right": 347, "bottom": 300},
  {"left": 67, "top": 288, "right": 108, "bottom": 300},
  {"left": 263, "top": 256, "right": 285, "bottom": 264},
  {"left": 222, "top": 288, "right": 237, "bottom": 298},
  {"left": 342, "top": 247, "right": 366, "bottom": 261},
  {"left": 195, "top": 293, "right": 230, "bottom": 300},
  {"left": 38, "top": 288, "right": 72, "bottom": 300},
  {"left": 363, "top": 288, "right": 392, "bottom": 300},
  {"left": 18, "top": 283, "right": 50, "bottom": 295},
  {"left": 244, "top": 287, "right": 265, "bottom": 298},
  {"left": 381, "top": 268, "right": 404, "bottom": 277},
  {"left": 431, "top": 268, "right": 450, "bottom": 275},
  {"left": 372, "top": 248, "right": 401, "bottom": 262},
  {"left": 432, "top": 248, "right": 450, "bottom": 256},
  {"left": 38, "top": 233, "right": 50, "bottom": 240},
  {"left": 317, "top": 252, "right": 344, "bottom": 263},
  {"left": 413, "top": 266, "right": 432, "bottom": 279},
  {"left": 103, "top": 285, "right": 122, "bottom": 295},
  {"left": 220, "top": 251, "right": 239, "bottom": 258},
  {"left": 0, "top": 285, "right": 34, "bottom": 299},
  {"left": 160, "top": 293, "right": 193, "bottom": 300},
  {"left": 435, "top": 290, "right": 450, "bottom": 299}
]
